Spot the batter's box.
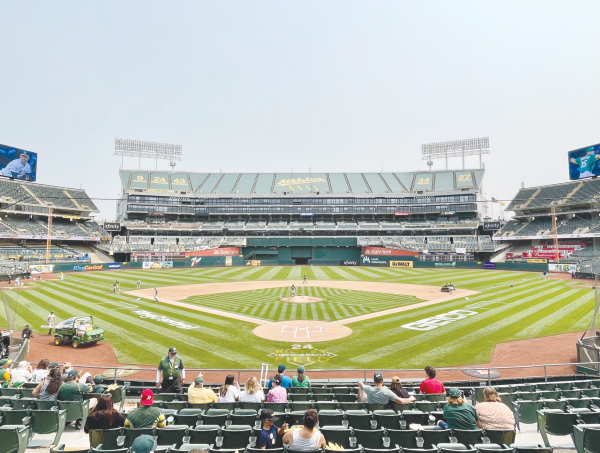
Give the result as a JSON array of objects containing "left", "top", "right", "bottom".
[{"left": 281, "top": 325, "right": 323, "bottom": 338}]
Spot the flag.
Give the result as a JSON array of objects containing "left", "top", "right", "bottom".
[
  {"left": 492, "top": 197, "right": 499, "bottom": 203},
  {"left": 500, "top": 202, "right": 506, "bottom": 207}
]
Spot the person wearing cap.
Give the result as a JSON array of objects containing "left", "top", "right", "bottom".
[
  {"left": 125, "top": 389, "right": 167, "bottom": 428},
  {"left": 357, "top": 372, "right": 415, "bottom": 405},
  {"left": 267, "top": 374, "right": 287, "bottom": 403},
  {"left": 188, "top": 374, "right": 219, "bottom": 404},
  {"left": 49, "top": 361, "right": 59, "bottom": 370},
  {"left": 439, "top": 388, "right": 478, "bottom": 430},
  {"left": 131, "top": 434, "right": 157, "bottom": 453},
  {"left": 0, "top": 359, "right": 12, "bottom": 371},
  {"left": 267, "top": 364, "right": 292, "bottom": 389},
  {"left": 291, "top": 366, "right": 311, "bottom": 388},
  {"left": 157, "top": 346, "right": 185, "bottom": 393},
  {"left": 57, "top": 370, "right": 92, "bottom": 402},
  {"left": 46, "top": 311, "right": 56, "bottom": 335},
  {"left": 92, "top": 375, "right": 106, "bottom": 393},
  {"left": 390, "top": 376, "right": 410, "bottom": 399},
  {"left": 10, "top": 361, "right": 32, "bottom": 383},
  {"left": 0, "top": 152, "right": 32, "bottom": 180},
  {"left": 21, "top": 325, "right": 33, "bottom": 354},
  {"left": 419, "top": 366, "right": 445, "bottom": 394},
  {"left": 259, "top": 409, "right": 288, "bottom": 449}
]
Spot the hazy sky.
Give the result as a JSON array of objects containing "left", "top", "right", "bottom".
[{"left": 1, "top": 1, "right": 598, "bottom": 219}]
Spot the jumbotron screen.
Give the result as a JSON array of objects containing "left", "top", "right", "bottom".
[
  {"left": 0, "top": 143, "right": 38, "bottom": 182},
  {"left": 568, "top": 143, "right": 600, "bottom": 180}
]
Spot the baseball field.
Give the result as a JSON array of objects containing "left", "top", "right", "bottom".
[{"left": 0, "top": 266, "right": 594, "bottom": 370}]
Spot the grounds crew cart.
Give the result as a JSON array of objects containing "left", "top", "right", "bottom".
[{"left": 52, "top": 316, "right": 104, "bottom": 348}]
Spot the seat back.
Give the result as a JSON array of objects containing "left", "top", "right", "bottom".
[
  {"left": 288, "top": 402, "right": 312, "bottom": 412},
  {"left": 334, "top": 394, "right": 356, "bottom": 403},
  {"left": 345, "top": 410, "right": 372, "bottom": 430},
  {"left": 332, "top": 388, "right": 352, "bottom": 395},
  {"left": 222, "top": 425, "right": 253, "bottom": 449},
  {"left": 213, "top": 403, "right": 237, "bottom": 412},
  {"left": 189, "top": 425, "right": 221, "bottom": 445},
  {"left": 319, "top": 426, "right": 353, "bottom": 449},
  {"left": 513, "top": 400, "right": 544, "bottom": 425},
  {"left": 317, "top": 410, "right": 343, "bottom": 428},
  {"left": 123, "top": 428, "right": 156, "bottom": 448},
  {"left": 584, "top": 426, "right": 600, "bottom": 453},
  {"left": 373, "top": 410, "right": 400, "bottom": 429},
  {"left": 512, "top": 447, "right": 552, "bottom": 453},
  {"left": 263, "top": 403, "right": 287, "bottom": 413},
  {"left": 289, "top": 394, "right": 312, "bottom": 402},
  {"left": 31, "top": 409, "right": 66, "bottom": 434},
  {"left": 290, "top": 387, "right": 311, "bottom": 394},
  {"left": 89, "top": 428, "right": 124, "bottom": 449},
  {"left": 187, "top": 403, "right": 212, "bottom": 411},
  {"left": 482, "top": 428, "right": 516, "bottom": 445},
  {"left": 400, "top": 410, "right": 430, "bottom": 427},
  {"left": 451, "top": 429, "right": 483, "bottom": 446},
  {"left": 0, "top": 410, "right": 31, "bottom": 426},
  {"left": 354, "top": 428, "right": 385, "bottom": 449},
  {"left": 338, "top": 402, "right": 363, "bottom": 412},
  {"left": 423, "top": 393, "right": 446, "bottom": 402},
  {"left": 544, "top": 411, "right": 578, "bottom": 436},
  {"left": 285, "top": 411, "right": 308, "bottom": 426},
  {"left": 9, "top": 398, "right": 36, "bottom": 411},
  {"left": 314, "top": 402, "right": 338, "bottom": 412},
  {"left": 238, "top": 402, "right": 262, "bottom": 411},
  {"left": 0, "top": 425, "right": 32, "bottom": 453},
  {"left": 386, "top": 428, "right": 418, "bottom": 448},
  {"left": 156, "top": 426, "right": 189, "bottom": 448},
  {"left": 418, "top": 428, "right": 451, "bottom": 447},
  {"left": 58, "top": 400, "right": 89, "bottom": 424}
]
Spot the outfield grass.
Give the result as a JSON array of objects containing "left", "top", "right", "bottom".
[{"left": 0, "top": 266, "right": 593, "bottom": 370}]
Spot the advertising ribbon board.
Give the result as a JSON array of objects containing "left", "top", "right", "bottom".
[
  {"left": 186, "top": 247, "right": 240, "bottom": 257},
  {"left": 364, "top": 247, "right": 417, "bottom": 256},
  {"left": 390, "top": 261, "right": 414, "bottom": 268},
  {"left": 483, "top": 262, "right": 496, "bottom": 269},
  {"left": 527, "top": 259, "right": 548, "bottom": 263}
]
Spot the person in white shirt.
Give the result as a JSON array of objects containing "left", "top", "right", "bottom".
[
  {"left": 11, "top": 361, "right": 32, "bottom": 383},
  {"left": 218, "top": 374, "right": 240, "bottom": 402},
  {"left": 46, "top": 311, "right": 56, "bottom": 335},
  {"left": 239, "top": 376, "right": 265, "bottom": 403},
  {"left": 31, "top": 359, "right": 50, "bottom": 383}
]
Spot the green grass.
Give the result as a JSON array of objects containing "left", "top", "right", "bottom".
[{"left": 0, "top": 266, "right": 593, "bottom": 370}]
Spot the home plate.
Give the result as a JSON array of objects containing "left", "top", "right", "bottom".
[{"left": 253, "top": 320, "right": 352, "bottom": 343}]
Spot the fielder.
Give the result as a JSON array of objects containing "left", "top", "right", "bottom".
[
  {"left": 154, "top": 288, "right": 159, "bottom": 303},
  {"left": 46, "top": 311, "right": 55, "bottom": 335},
  {"left": 291, "top": 284, "right": 296, "bottom": 297},
  {"left": 137, "top": 279, "right": 141, "bottom": 290}
]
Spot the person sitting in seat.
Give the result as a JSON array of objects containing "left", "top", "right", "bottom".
[
  {"left": 32, "top": 368, "right": 62, "bottom": 401},
  {"left": 283, "top": 409, "right": 326, "bottom": 451},
  {"left": 188, "top": 374, "right": 219, "bottom": 404},
  {"left": 91, "top": 374, "right": 106, "bottom": 393},
  {"left": 239, "top": 376, "right": 265, "bottom": 403},
  {"left": 292, "top": 366, "right": 311, "bottom": 388},
  {"left": 438, "top": 388, "right": 478, "bottom": 430},
  {"left": 57, "top": 370, "right": 92, "bottom": 402},
  {"left": 131, "top": 435, "right": 157, "bottom": 453},
  {"left": 475, "top": 386, "right": 515, "bottom": 430},
  {"left": 84, "top": 393, "right": 125, "bottom": 433},
  {"left": 358, "top": 372, "right": 416, "bottom": 404},
  {"left": 419, "top": 366, "right": 445, "bottom": 394},
  {"left": 389, "top": 376, "right": 411, "bottom": 399},
  {"left": 218, "top": 374, "right": 240, "bottom": 402},
  {"left": 267, "top": 374, "right": 288, "bottom": 403},
  {"left": 125, "top": 389, "right": 167, "bottom": 428},
  {"left": 259, "top": 409, "right": 288, "bottom": 449}
]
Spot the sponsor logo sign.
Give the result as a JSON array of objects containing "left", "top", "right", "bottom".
[
  {"left": 246, "top": 260, "right": 261, "bottom": 266},
  {"left": 483, "top": 262, "right": 496, "bottom": 269},
  {"left": 107, "top": 263, "right": 122, "bottom": 270},
  {"left": 527, "top": 259, "right": 548, "bottom": 263},
  {"left": 133, "top": 252, "right": 185, "bottom": 257},
  {"left": 364, "top": 247, "right": 417, "bottom": 256},
  {"left": 186, "top": 247, "right": 240, "bottom": 257},
  {"left": 394, "top": 212, "right": 410, "bottom": 216},
  {"left": 103, "top": 222, "right": 121, "bottom": 232},
  {"left": 402, "top": 309, "right": 478, "bottom": 331},
  {"left": 483, "top": 221, "right": 501, "bottom": 230},
  {"left": 341, "top": 260, "right": 359, "bottom": 266},
  {"left": 268, "top": 344, "right": 335, "bottom": 367},
  {"left": 549, "top": 263, "right": 577, "bottom": 272},
  {"left": 361, "top": 256, "right": 388, "bottom": 266},
  {"left": 434, "top": 262, "right": 456, "bottom": 267},
  {"left": 132, "top": 310, "right": 198, "bottom": 330},
  {"left": 142, "top": 261, "right": 174, "bottom": 269},
  {"left": 225, "top": 256, "right": 233, "bottom": 266},
  {"left": 456, "top": 247, "right": 467, "bottom": 254},
  {"left": 390, "top": 261, "right": 414, "bottom": 268},
  {"left": 30, "top": 264, "right": 54, "bottom": 274},
  {"left": 190, "top": 257, "right": 202, "bottom": 267},
  {"left": 72, "top": 265, "right": 104, "bottom": 271}
]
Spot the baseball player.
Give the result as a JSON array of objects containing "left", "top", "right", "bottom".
[
  {"left": 571, "top": 153, "right": 600, "bottom": 178},
  {"left": 303, "top": 274, "right": 307, "bottom": 284},
  {"left": 0, "top": 153, "right": 32, "bottom": 180},
  {"left": 291, "top": 284, "right": 296, "bottom": 297},
  {"left": 46, "top": 311, "right": 55, "bottom": 335},
  {"left": 154, "top": 288, "right": 159, "bottom": 303},
  {"left": 137, "top": 279, "right": 141, "bottom": 290}
]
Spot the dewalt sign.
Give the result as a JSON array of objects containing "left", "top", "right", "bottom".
[{"left": 390, "top": 261, "right": 414, "bottom": 268}]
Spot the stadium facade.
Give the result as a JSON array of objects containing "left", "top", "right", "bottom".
[{"left": 114, "top": 169, "right": 498, "bottom": 265}]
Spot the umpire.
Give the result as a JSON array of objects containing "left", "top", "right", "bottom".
[{"left": 156, "top": 346, "right": 185, "bottom": 393}]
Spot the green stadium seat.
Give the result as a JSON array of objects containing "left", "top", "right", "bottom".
[
  {"left": 372, "top": 410, "right": 399, "bottom": 430},
  {"left": 162, "top": 402, "right": 188, "bottom": 411},
  {"left": 353, "top": 428, "right": 386, "bottom": 449},
  {"left": 436, "top": 443, "right": 476, "bottom": 453},
  {"left": 513, "top": 384, "right": 535, "bottom": 393},
  {"left": 418, "top": 427, "right": 451, "bottom": 447},
  {"left": 213, "top": 403, "right": 237, "bottom": 412},
  {"left": 188, "top": 403, "right": 212, "bottom": 411},
  {"left": 89, "top": 428, "right": 125, "bottom": 449},
  {"left": 202, "top": 409, "right": 229, "bottom": 426},
  {"left": 288, "top": 402, "right": 312, "bottom": 412},
  {"left": 311, "top": 388, "right": 330, "bottom": 395},
  {"left": 536, "top": 410, "right": 580, "bottom": 447},
  {"left": 0, "top": 425, "right": 32, "bottom": 453},
  {"left": 332, "top": 388, "right": 353, "bottom": 395},
  {"left": 123, "top": 428, "right": 156, "bottom": 448},
  {"left": 386, "top": 429, "right": 419, "bottom": 448},
  {"left": 344, "top": 410, "right": 372, "bottom": 430},
  {"left": 31, "top": 409, "right": 68, "bottom": 445},
  {"left": 512, "top": 446, "right": 552, "bottom": 453},
  {"left": 9, "top": 398, "right": 36, "bottom": 411},
  {"left": 221, "top": 425, "right": 255, "bottom": 449},
  {"left": 155, "top": 393, "right": 179, "bottom": 402},
  {"left": 512, "top": 401, "right": 545, "bottom": 429},
  {"left": 581, "top": 388, "right": 600, "bottom": 398},
  {"left": 285, "top": 411, "right": 307, "bottom": 426},
  {"left": 33, "top": 400, "right": 57, "bottom": 410},
  {"left": 516, "top": 392, "right": 539, "bottom": 401},
  {"left": 537, "top": 390, "right": 560, "bottom": 400},
  {"left": 471, "top": 443, "right": 513, "bottom": 452},
  {"left": 173, "top": 408, "right": 204, "bottom": 427},
  {"left": 450, "top": 429, "right": 484, "bottom": 446},
  {"left": 0, "top": 389, "right": 20, "bottom": 398},
  {"left": 481, "top": 428, "right": 516, "bottom": 445},
  {"left": 169, "top": 443, "right": 214, "bottom": 453},
  {"left": 289, "top": 394, "right": 312, "bottom": 402},
  {"left": 58, "top": 399, "right": 90, "bottom": 429},
  {"left": 534, "top": 383, "right": 556, "bottom": 392},
  {"left": 399, "top": 410, "right": 430, "bottom": 428},
  {"left": 423, "top": 393, "right": 446, "bottom": 402},
  {"left": 317, "top": 410, "right": 344, "bottom": 427},
  {"left": 554, "top": 382, "right": 574, "bottom": 391},
  {"left": 365, "top": 404, "right": 388, "bottom": 412},
  {"left": 246, "top": 448, "right": 281, "bottom": 453},
  {"left": 316, "top": 394, "right": 335, "bottom": 402},
  {"left": 414, "top": 402, "right": 437, "bottom": 413},
  {"left": 338, "top": 403, "right": 363, "bottom": 412},
  {"left": 17, "top": 389, "right": 33, "bottom": 399},
  {"left": 263, "top": 403, "right": 288, "bottom": 413},
  {"left": 156, "top": 425, "right": 190, "bottom": 448},
  {"left": 389, "top": 402, "right": 413, "bottom": 413},
  {"left": 573, "top": 423, "right": 600, "bottom": 453},
  {"left": 334, "top": 394, "right": 357, "bottom": 403},
  {"left": 91, "top": 447, "right": 129, "bottom": 453},
  {"left": 561, "top": 389, "right": 582, "bottom": 399},
  {"left": 315, "top": 402, "right": 338, "bottom": 412},
  {"left": 319, "top": 426, "right": 355, "bottom": 449},
  {"left": 289, "top": 388, "right": 311, "bottom": 394},
  {"left": 189, "top": 425, "right": 221, "bottom": 445},
  {"left": 238, "top": 402, "right": 262, "bottom": 411},
  {"left": 231, "top": 409, "right": 258, "bottom": 427}
]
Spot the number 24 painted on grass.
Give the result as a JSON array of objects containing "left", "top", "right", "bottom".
[{"left": 291, "top": 344, "right": 313, "bottom": 349}]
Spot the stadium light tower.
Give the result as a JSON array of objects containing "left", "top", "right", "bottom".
[
  {"left": 114, "top": 138, "right": 182, "bottom": 171},
  {"left": 421, "top": 137, "right": 490, "bottom": 171}
]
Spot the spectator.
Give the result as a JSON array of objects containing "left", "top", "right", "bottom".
[
  {"left": 267, "top": 365, "right": 292, "bottom": 389},
  {"left": 0, "top": 359, "right": 12, "bottom": 371},
  {"left": 439, "top": 388, "right": 478, "bottom": 430},
  {"left": 259, "top": 409, "right": 288, "bottom": 449},
  {"left": 188, "top": 375, "right": 219, "bottom": 404},
  {"left": 419, "top": 366, "right": 445, "bottom": 394},
  {"left": 267, "top": 374, "right": 288, "bottom": 403},
  {"left": 475, "top": 387, "right": 515, "bottom": 430},
  {"left": 218, "top": 374, "right": 240, "bottom": 402},
  {"left": 389, "top": 376, "right": 410, "bottom": 399},
  {"left": 283, "top": 409, "right": 326, "bottom": 451},
  {"left": 11, "top": 361, "right": 32, "bottom": 383},
  {"left": 239, "top": 376, "right": 265, "bottom": 403},
  {"left": 32, "top": 368, "right": 62, "bottom": 401},
  {"left": 61, "top": 362, "right": 73, "bottom": 382},
  {"left": 131, "top": 434, "right": 157, "bottom": 453},
  {"left": 31, "top": 359, "right": 50, "bottom": 383},
  {"left": 358, "top": 372, "right": 415, "bottom": 405},
  {"left": 92, "top": 375, "right": 106, "bottom": 393},
  {"left": 291, "top": 366, "right": 310, "bottom": 388},
  {"left": 49, "top": 361, "right": 59, "bottom": 371},
  {"left": 125, "top": 389, "right": 167, "bottom": 428},
  {"left": 57, "top": 370, "right": 92, "bottom": 402},
  {"left": 84, "top": 393, "right": 126, "bottom": 433}
]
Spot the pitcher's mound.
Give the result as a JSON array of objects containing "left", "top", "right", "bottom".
[
  {"left": 253, "top": 320, "right": 352, "bottom": 343},
  {"left": 280, "top": 296, "right": 323, "bottom": 303}
]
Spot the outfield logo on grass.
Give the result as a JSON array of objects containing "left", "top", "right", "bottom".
[
  {"left": 401, "top": 309, "right": 478, "bottom": 331},
  {"left": 132, "top": 310, "right": 199, "bottom": 330}
]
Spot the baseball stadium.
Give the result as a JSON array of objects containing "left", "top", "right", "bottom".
[{"left": 0, "top": 138, "right": 599, "bottom": 450}]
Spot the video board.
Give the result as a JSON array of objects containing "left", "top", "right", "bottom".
[
  {"left": 568, "top": 143, "right": 600, "bottom": 180},
  {"left": 0, "top": 143, "right": 38, "bottom": 182}
]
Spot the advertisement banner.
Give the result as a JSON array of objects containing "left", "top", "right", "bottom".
[
  {"left": 361, "top": 256, "right": 388, "bottom": 266},
  {"left": 185, "top": 247, "right": 241, "bottom": 257},
  {"left": 340, "top": 260, "right": 359, "bottom": 266},
  {"left": 107, "top": 263, "right": 122, "bottom": 270},
  {"left": 30, "top": 264, "right": 54, "bottom": 274},
  {"left": 246, "top": 260, "right": 261, "bottom": 266},
  {"left": 142, "top": 261, "right": 174, "bottom": 269},
  {"left": 132, "top": 252, "right": 185, "bottom": 257},
  {"left": 394, "top": 212, "right": 410, "bottom": 216},
  {"left": 527, "top": 258, "right": 548, "bottom": 263},
  {"left": 103, "top": 222, "right": 121, "bottom": 232},
  {"left": 434, "top": 262, "right": 457, "bottom": 267},
  {"left": 483, "top": 262, "right": 496, "bottom": 269},
  {"left": 364, "top": 247, "right": 417, "bottom": 256},
  {"left": 456, "top": 248, "right": 467, "bottom": 254},
  {"left": 390, "top": 261, "right": 414, "bottom": 268},
  {"left": 549, "top": 263, "right": 577, "bottom": 272},
  {"left": 72, "top": 264, "right": 104, "bottom": 272},
  {"left": 483, "top": 221, "right": 501, "bottom": 230},
  {"left": 225, "top": 256, "right": 232, "bottom": 266}
]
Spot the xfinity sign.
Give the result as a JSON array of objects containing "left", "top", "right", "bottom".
[{"left": 103, "top": 222, "right": 121, "bottom": 232}]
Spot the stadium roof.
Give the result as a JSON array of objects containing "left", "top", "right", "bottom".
[{"left": 120, "top": 169, "right": 484, "bottom": 196}]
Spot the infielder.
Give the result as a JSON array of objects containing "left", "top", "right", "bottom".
[
  {"left": 291, "top": 284, "right": 296, "bottom": 297},
  {"left": 303, "top": 274, "right": 307, "bottom": 284},
  {"left": 46, "top": 311, "right": 55, "bottom": 335},
  {"left": 154, "top": 288, "right": 159, "bottom": 303},
  {"left": 137, "top": 279, "right": 141, "bottom": 290}
]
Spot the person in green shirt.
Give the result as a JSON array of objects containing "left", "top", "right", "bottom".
[
  {"left": 92, "top": 374, "right": 106, "bottom": 393},
  {"left": 156, "top": 347, "right": 185, "bottom": 393},
  {"left": 57, "top": 370, "right": 92, "bottom": 402},
  {"left": 440, "top": 388, "right": 478, "bottom": 430},
  {"left": 125, "top": 389, "right": 167, "bottom": 428},
  {"left": 291, "top": 366, "right": 311, "bottom": 388}
]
